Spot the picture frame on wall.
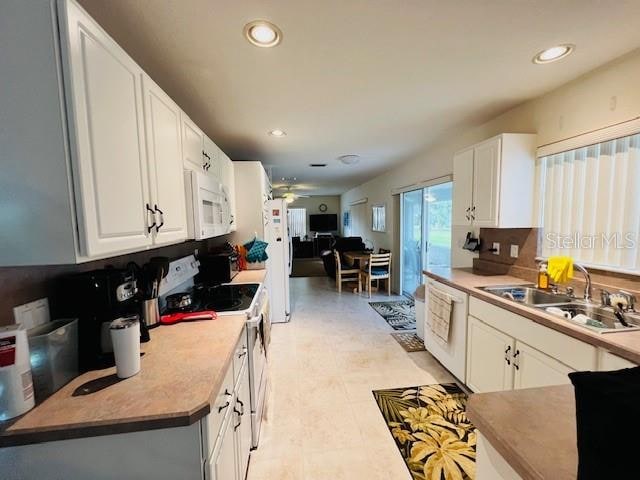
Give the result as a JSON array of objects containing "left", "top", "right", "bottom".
[
  {"left": 343, "top": 211, "right": 350, "bottom": 227},
  {"left": 372, "top": 204, "right": 386, "bottom": 232}
]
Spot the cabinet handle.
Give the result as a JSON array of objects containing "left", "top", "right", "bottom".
[
  {"left": 237, "top": 398, "right": 244, "bottom": 414},
  {"left": 237, "top": 348, "right": 247, "bottom": 359},
  {"left": 154, "top": 205, "right": 164, "bottom": 232},
  {"left": 218, "top": 401, "right": 230, "bottom": 413},
  {"left": 513, "top": 349, "right": 520, "bottom": 370},
  {"left": 504, "top": 346, "right": 511, "bottom": 365},
  {"left": 146, "top": 203, "right": 156, "bottom": 233},
  {"left": 224, "top": 389, "right": 232, "bottom": 396},
  {"left": 233, "top": 407, "right": 242, "bottom": 431}
]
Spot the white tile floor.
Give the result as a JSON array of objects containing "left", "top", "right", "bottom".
[{"left": 247, "top": 276, "right": 455, "bottom": 480}]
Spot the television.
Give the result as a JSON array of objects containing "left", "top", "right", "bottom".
[{"left": 309, "top": 214, "right": 338, "bottom": 232}]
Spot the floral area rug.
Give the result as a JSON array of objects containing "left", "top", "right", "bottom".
[
  {"left": 369, "top": 299, "right": 415, "bottom": 330},
  {"left": 372, "top": 383, "right": 476, "bottom": 480}
]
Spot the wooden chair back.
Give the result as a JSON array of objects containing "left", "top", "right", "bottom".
[
  {"left": 333, "top": 250, "right": 343, "bottom": 274},
  {"left": 366, "top": 252, "right": 391, "bottom": 275}
]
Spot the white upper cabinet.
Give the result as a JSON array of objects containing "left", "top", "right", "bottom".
[
  {"left": 62, "top": 0, "right": 153, "bottom": 257},
  {"left": 453, "top": 133, "right": 537, "bottom": 228},
  {"left": 204, "top": 136, "right": 223, "bottom": 181},
  {"left": 220, "top": 155, "right": 237, "bottom": 233},
  {"left": 182, "top": 113, "right": 206, "bottom": 172},
  {"left": 452, "top": 148, "right": 474, "bottom": 225},
  {"left": 142, "top": 75, "right": 188, "bottom": 246}
]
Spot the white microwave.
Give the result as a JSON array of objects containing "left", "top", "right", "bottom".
[{"left": 184, "top": 170, "right": 230, "bottom": 240}]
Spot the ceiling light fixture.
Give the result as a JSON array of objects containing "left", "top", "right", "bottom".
[
  {"left": 338, "top": 154, "right": 360, "bottom": 165},
  {"left": 269, "top": 129, "right": 286, "bottom": 137},
  {"left": 532, "top": 44, "right": 574, "bottom": 64},
  {"left": 244, "top": 20, "right": 282, "bottom": 48}
]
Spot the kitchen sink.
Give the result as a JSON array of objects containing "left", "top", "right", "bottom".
[
  {"left": 536, "top": 303, "right": 640, "bottom": 334},
  {"left": 479, "top": 285, "right": 575, "bottom": 306}
]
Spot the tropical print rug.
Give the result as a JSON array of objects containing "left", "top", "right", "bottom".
[
  {"left": 391, "top": 332, "right": 426, "bottom": 352},
  {"left": 369, "top": 299, "right": 415, "bottom": 330},
  {"left": 372, "top": 383, "right": 476, "bottom": 480}
]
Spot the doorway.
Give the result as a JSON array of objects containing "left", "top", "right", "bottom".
[{"left": 400, "top": 182, "right": 452, "bottom": 296}]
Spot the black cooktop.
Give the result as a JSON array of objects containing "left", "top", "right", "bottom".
[{"left": 164, "top": 283, "right": 260, "bottom": 314}]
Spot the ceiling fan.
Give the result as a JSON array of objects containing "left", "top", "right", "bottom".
[{"left": 281, "top": 185, "right": 310, "bottom": 203}]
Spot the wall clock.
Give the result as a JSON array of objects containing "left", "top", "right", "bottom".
[{"left": 318, "top": 203, "right": 328, "bottom": 212}]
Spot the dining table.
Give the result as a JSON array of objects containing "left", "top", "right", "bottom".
[{"left": 342, "top": 250, "right": 372, "bottom": 268}]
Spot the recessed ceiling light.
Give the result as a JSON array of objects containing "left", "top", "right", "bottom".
[
  {"left": 244, "top": 20, "right": 282, "bottom": 48},
  {"left": 269, "top": 129, "right": 286, "bottom": 137},
  {"left": 338, "top": 154, "right": 360, "bottom": 165},
  {"left": 532, "top": 44, "right": 574, "bottom": 64}
]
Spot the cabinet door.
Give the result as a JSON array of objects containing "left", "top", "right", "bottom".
[
  {"left": 63, "top": 0, "right": 153, "bottom": 257},
  {"left": 204, "top": 136, "right": 222, "bottom": 182},
  {"left": 142, "top": 75, "right": 187, "bottom": 246},
  {"left": 209, "top": 414, "right": 237, "bottom": 480},
  {"left": 466, "top": 316, "right": 514, "bottom": 393},
  {"left": 221, "top": 155, "right": 237, "bottom": 233},
  {"left": 182, "top": 113, "right": 205, "bottom": 171},
  {"left": 513, "top": 341, "right": 574, "bottom": 390},
  {"left": 472, "top": 137, "right": 501, "bottom": 227},
  {"left": 235, "top": 361, "right": 252, "bottom": 480},
  {"left": 452, "top": 148, "right": 474, "bottom": 225},
  {"left": 598, "top": 350, "right": 637, "bottom": 371}
]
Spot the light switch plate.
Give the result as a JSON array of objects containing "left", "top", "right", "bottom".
[
  {"left": 492, "top": 242, "right": 500, "bottom": 255},
  {"left": 13, "top": 298, "right": 50, "bottom": 330},
  {"left": 510, "top": 245, "right": 519, "bottom": 258}
]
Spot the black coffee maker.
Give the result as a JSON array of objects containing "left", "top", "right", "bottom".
[{"left": 57, "top": 265, "right": 149, "bottom": 372}]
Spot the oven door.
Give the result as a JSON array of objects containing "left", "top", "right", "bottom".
[{"left": 186, "top": 170, "right": 225, "bottom": 240}]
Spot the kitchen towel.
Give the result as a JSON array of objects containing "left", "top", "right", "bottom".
[
  {"left": 569, "top": 367, "right": 640, "bottom": 480},
  {"left": 427, "top": 286, "right": 453, "bottom": 343}
]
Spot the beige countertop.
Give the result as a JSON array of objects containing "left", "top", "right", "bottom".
[
  {"left": 423, "top": 267, "right": 640, "bottom": 364},
  {"left": 0, "top": 269, "right": 267, "bottom": 447},
  {"left": 467, "top": 385, "right": 577, "bottom": 480}
]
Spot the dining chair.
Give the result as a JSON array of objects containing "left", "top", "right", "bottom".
[
  {"left": 360, "top": 252, "right": 392, "bottom": 298},
  {"left": 334, "top": 250, "right": 360, "bottom": 293}
]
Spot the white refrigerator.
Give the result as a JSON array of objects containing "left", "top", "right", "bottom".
[{"left": 266, "top": 199, "right": 292, "bottom": 323}]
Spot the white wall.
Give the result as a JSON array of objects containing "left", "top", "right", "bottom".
[
  {"left": 287, "top": 195, "right": 341, "bottom": 236},
  {"left": 341, "top": 49, "right": 640, "bottom": 292}
]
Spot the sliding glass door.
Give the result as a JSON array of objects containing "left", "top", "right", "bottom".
[{"left": 401, "top": 182, "right": 452, "bottom": 296}]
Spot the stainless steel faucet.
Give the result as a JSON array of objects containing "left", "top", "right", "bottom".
[{"left": 573, "top": 263, "right": 592, "bottom": 302}]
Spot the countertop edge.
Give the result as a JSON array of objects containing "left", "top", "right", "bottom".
[
  {"left": 467, "top": 397, "right": 543, "bottom": 480},
  {"left": 423, "top": 269, "right": 640, "bottom": 364},
  {"left": 0, "top": 312, "right": 248, "bottom": 447}
]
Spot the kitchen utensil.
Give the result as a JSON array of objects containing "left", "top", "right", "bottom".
[
  {"left": 166, "top": 292, "right": 193, "bottom": 311},
  {"left": 160, "top": 311, "right": 217, "bottom": 325},
  {"left": 110, "top": 316, "right": 141, "bottom": 379},
  {"left": 142, "top": 298, "right": 161, "bottom": 328}
]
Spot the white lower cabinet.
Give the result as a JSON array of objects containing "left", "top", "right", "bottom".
[
  {"left": 476, "top": 433, "right": 523, "bottom": 480},
  {"left": 209, "top": 406, "right": 238, "bottom": 480},
  {"left": 467, "top": 316, "right": 514, "bottom": 393},
  {"left": 466, "top": 298, "right": 597, "bottom": 393},
  {"left": 597, "top": 349, "right": 637, "bottom": 370},
  {"left": 512, "top": 341, "right": 573, "bottom": 390}
]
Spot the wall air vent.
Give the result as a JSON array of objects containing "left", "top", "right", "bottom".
[{"left": 309, "top": 163, "right": 327, "bottom": 167}]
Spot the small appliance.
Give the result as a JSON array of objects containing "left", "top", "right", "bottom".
[
  {"left": 57, "top": 266, "right": 146, "bottom": 372},
  {"left": 197, "top": 248, "right": 239, "bottom": 284}
]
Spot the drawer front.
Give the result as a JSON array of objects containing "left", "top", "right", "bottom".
[
  {"left": 598, "top": 349, "right": 637, "bottom": 371},
  {"left": 203, "top": 364, "right": 234, "bottom": 459},
  {"left": 469, "top": 297, "right": 597, "bottom": 371},
  {"left": 233, "top": 326, "right": 248, "bottom": 384}
]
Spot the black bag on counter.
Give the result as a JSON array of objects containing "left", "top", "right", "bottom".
[{"left": 569, "top": 367, "right": 640, "bottom": 479}]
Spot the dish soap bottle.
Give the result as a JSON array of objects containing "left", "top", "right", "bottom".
[{"left": 537, "top": 264, "right": 549, "bottom": 290}]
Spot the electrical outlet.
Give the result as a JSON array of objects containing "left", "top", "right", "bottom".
[
  {"left": 13, "top": 298, "right": 50, "bottom": 330},
  {"left": 492, "top": 242, "right": 500, "bottom": 255},
  {"left": 510, "top": 244, "right": 519, "bottom": 258}
]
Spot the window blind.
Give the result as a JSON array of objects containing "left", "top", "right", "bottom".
[
  {"left": 287, "top": 208, "right": 306, "bottom": 238},
  {"left": 538, "top": 132, "right": 640, "bottom": 273}
]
